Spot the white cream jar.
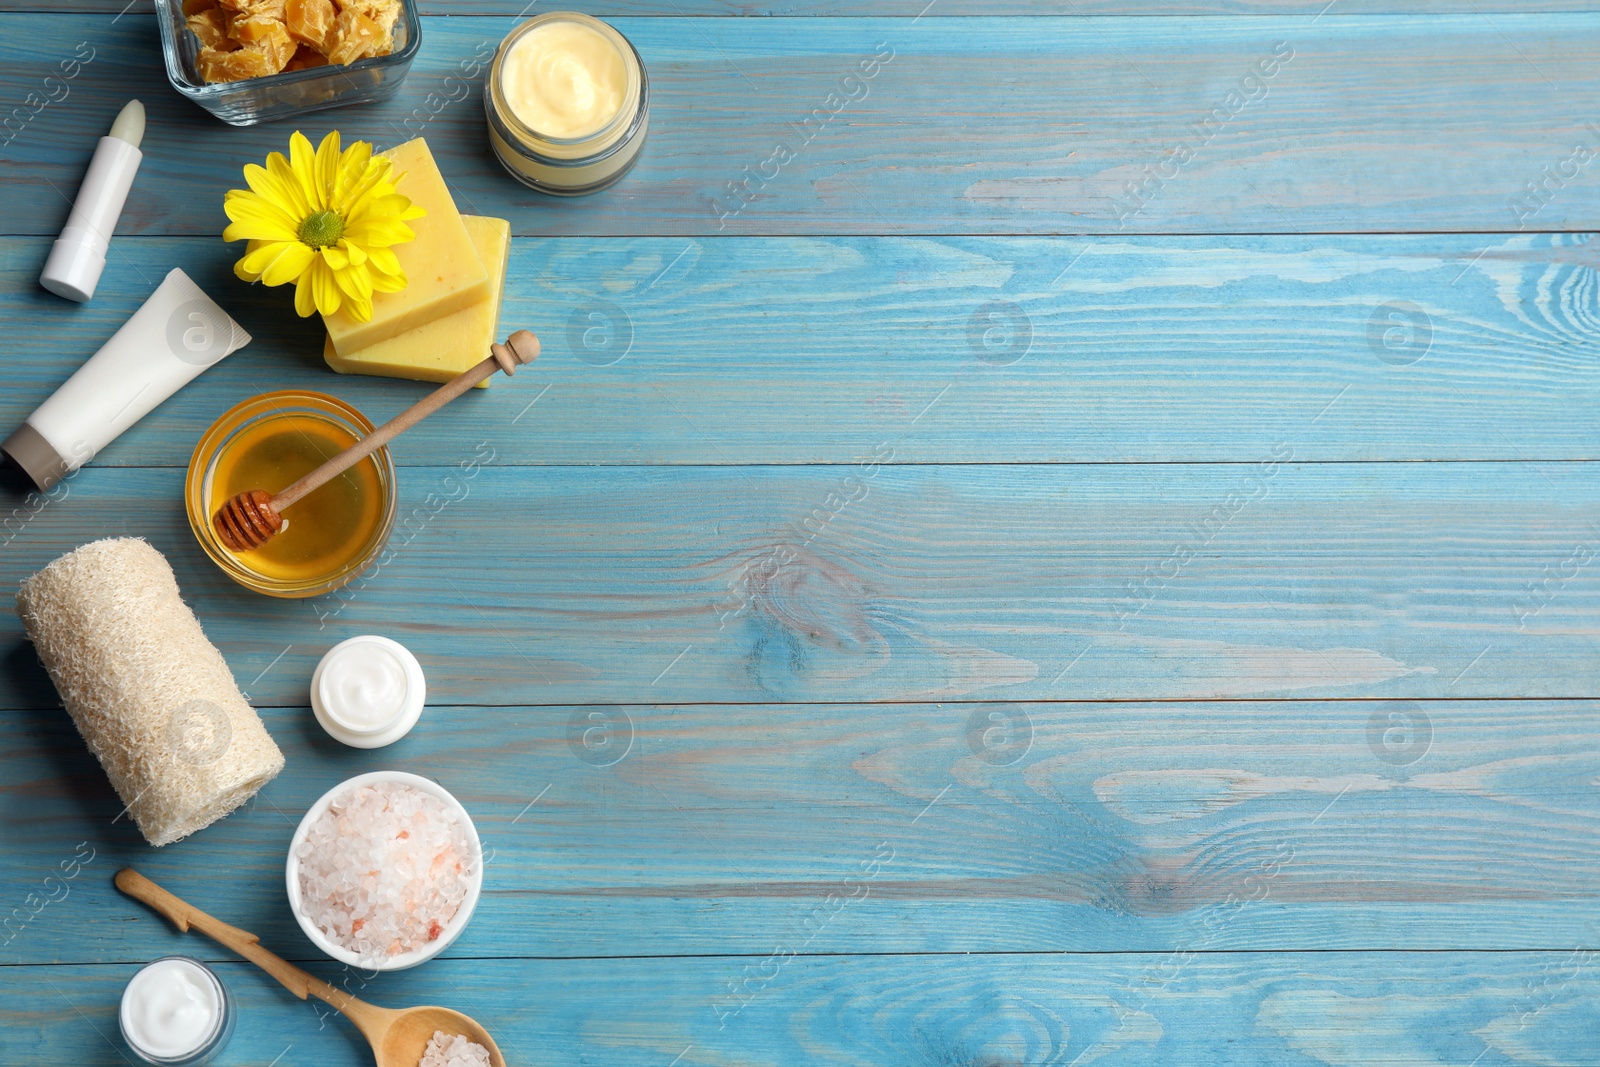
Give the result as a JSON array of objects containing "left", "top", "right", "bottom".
[
  {"left": 119, "top": 957, "right": 234, "bottom": 1066},
  {"left": 485, "top": 12, "right": 649, "bottom": 195},
  {"left": 310, "top": 635, "right": 426, "bottom": 748}
]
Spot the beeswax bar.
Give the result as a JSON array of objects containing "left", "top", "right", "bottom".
[
  {"left": 323, "top": 138, "right": 489, "bottom": 354},
  {"left": 324, "top": 215, "right": 511, "bottom": 388}
]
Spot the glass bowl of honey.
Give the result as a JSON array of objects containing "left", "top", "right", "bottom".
[{"left": 186, "top": 391, "right": 397, "bottom": 598}]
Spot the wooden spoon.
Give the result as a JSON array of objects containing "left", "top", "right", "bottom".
[
  {"left": 212, "top": 329, "right": 540, "bottom": 553},
  {"left": 115, "top": 869, "right": 507, "bottom": 1067}
]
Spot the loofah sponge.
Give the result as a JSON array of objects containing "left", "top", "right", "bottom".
[{"left": 17, "top": 538, "right": 285, "bottom": 847}]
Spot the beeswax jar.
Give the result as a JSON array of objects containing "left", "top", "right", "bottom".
[{"left": 484, "top": 12, "right": 649, "bottom": 195}]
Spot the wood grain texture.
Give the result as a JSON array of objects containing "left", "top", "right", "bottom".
[
  {"left": 4, "top": 232, "right": 1599, "bottom": 467},
  {"left": 5, "top": 463, "right": 1600, "bottom": 711},
  {"left": 3, "top": 953, "right": 1599, "bottom": 1066},
  {"left": 3, "top": 700, "right": 1596, "bottom": 962},
  {"left": 9, "top": 15, "right": 1600, "bottom": 236}
]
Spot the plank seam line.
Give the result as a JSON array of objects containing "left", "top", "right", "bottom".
[{"left": 6, "top": 946, "right": 1598, "bottom": 970}]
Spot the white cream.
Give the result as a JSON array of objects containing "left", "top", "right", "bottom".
[
  {"left": 501, "top": 18, "right": 626, "bottom": 139},
  {"left": 119, "top": 958, "right": 221, "bottom": 1060},
  {"left": 312, "top": 635, "right": 426, "bottom": 748}
]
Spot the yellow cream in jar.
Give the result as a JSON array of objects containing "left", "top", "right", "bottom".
[
  {"left": 485, "top": 12, "right": 650, "bottom": 195},
  {"left": 501, "top": 19, "right": 627, "bottom": 140}
]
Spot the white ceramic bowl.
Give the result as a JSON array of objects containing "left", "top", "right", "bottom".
[{"left": 285, "top": 771, "right": 482, "bottom": 971}]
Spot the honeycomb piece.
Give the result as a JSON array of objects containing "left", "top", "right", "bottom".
[
  {"left": 188, "top": 0, "right": 394, "bottom": 81},
  {"left": 324, "top": 7, "right": 384, "bottom": 65},
  {"left": 196, "top": 45, "right": 276, "bottom": 82},
  {"left": 186, "top": 8, "right": 238, "bottom": 51},
  {"left": 284, "top": 0, "right": 336, "bottom": 51},
  {"left": 243, "top": 19, "right": 297, "bottom": 71},
  {"left": 284, "top": 43, "right": 330, "bottom": 70},
  {"left": 219, "top": 0, "right": 286, "bottom": 17},
  {"left": 338, "top": 0, "right": 399, "bottom": 36},
  {"left": 229, "top": 13, "right": 279, "bottom": 43}
]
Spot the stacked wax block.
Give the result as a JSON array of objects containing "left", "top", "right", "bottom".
[{"left": 322, "top": 139, "right": 513, "bottom": 388}]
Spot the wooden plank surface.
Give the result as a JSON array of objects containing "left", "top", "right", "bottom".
[
  {"left": 3, "top": 700, "right": 1596, "bottom": 962},
  {"left": 4, "top": 953, "right": 1599, "bottom": 1066},
  {"left": 5, "top": 1, "right": 1599, "bottom": 1064},
  {"left": 6, "top": 232, "right": 1600, "bottom": 467},
  {"left": 5, "top": 462, "right": 1600, "bottom": 710},
  {"left": 8, "top": 14, "right": 1600, "bottom": 236}
]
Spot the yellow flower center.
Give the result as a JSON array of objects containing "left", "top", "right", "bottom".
[{"left": 297, "top": 209, "right": 345, "bottom": 249}]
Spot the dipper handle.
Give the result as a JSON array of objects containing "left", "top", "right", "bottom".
[
  {"left": 273, "top": 329, "right": 539, "bottom": 513},
  {"left": 211, "top": 330, "right": 538, "bottom": 552}
]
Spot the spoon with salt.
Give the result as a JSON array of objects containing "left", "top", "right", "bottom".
[
  {"left": 211, "top": 329, "right": 539, "bottom": 553},
  {"left": 115, "top": 869, "right": 507, "bottom": 1067}
]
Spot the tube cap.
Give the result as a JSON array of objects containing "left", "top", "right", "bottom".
[
  {"left": 39, "top": 227, "right": 108, "bottom": 303},
  {"left": 2, "top": 422, "right": 70, "bottom": 492}
]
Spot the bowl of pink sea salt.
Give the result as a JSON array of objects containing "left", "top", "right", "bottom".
[{"left": 286, "top": 771, "right": 482, "bottom": 971}]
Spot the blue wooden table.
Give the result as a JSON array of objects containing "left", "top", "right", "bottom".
[{"left": 4, "top": 1, "right": 1600, "bottom": 1063}]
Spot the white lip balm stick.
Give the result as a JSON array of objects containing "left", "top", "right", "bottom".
[{"left": 39, "top": 99, "right": 145, "bottom": 303}]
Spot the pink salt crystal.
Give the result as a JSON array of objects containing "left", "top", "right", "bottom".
[
  {"left": 418, "top": 1030, "right": 492, "bottom": 1067},
  {"left": 295, "top": 782, "right": 473, "bottom": 963}
]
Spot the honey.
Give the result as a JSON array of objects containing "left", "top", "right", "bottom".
[
  {"left": 187, "top": 391, "right": 397, "bottom": 598},
  {"left": 211, "top": 413, "right": 384, "bottom": 584}
]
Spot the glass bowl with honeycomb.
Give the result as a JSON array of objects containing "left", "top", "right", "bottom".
[{"left": 153, "top": 0, "right": 420, "bottom": 126}]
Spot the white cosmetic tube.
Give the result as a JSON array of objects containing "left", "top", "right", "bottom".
[{"left": 3, "top": 269, "right": 251, "bottom": 492}]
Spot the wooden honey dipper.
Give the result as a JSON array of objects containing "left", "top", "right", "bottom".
[{"left": 213, "top": 329, "right": 539, "bottom": 553}]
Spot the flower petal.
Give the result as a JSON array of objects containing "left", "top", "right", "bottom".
[
  {"left": 334, "top": 261, "right": 373, "bottom": 301},
  {"left": 266, "top": 150, "right": 313, "bottom": 218},
  {"left": 338, "top": 290, "right": 373, "bottom": 322},
  {"left": 239, "top": 239, "right": 292, "bottom": 276},
  {"left": 240, "top": 162, "right": 284, "bottom": 202},
  {"left": 339, "top": 175, "right": 395, "bottom": 222},
  {"left": 222, "top": 193, "right": 299, "bottom": 242},
  {"left": 310, "top": 258, "right": 343, "bottom": 317},
  {"left": 294, "top": 271, "right": 318, "bottom": 317},
  {"left": 367, "top": 193, "right": 423, "bottom": 220},
  {"left": 234, "top": 253, "right": 264, "bottom": 283},
  {"left": 288, "top": 131, "right": 323, "bottom": 212},
  {"left": 259, "top": 241, "right": 316, "bottom": 287},
  {"left": 343, "top": 216, "right": 416, "bottom": 248},
  {"left": 369, "top": 266, "right": 408, "bottom": 293},
  {"left": 245, "top": 155, "right": 308, "bottom": 221},
  {"left": 320, "top": 244, "right": 350, "bottom": 271},
  {"left": 336, "top": 238, "right": 368, "bottom": 267},
  {"left": 332, "top": 142, "right": 376, "bottom": 208},
  {"left": 313, "top": 131, "right": 342, "bottom": 207},
  {"left": 362, "top": 245, "right": 402, "bottom": 278}
]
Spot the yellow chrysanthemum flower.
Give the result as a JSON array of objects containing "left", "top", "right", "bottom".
[{"left": 223, "top": 130, "right": 425, "bottom": 323}]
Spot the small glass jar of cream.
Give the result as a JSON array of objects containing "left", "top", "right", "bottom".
[
  {"left": 119, "top": 956, "right": 235, "bottom": 1066},
  {"left": 485, "top": 11, "right": 649, "bottom": 195}
]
